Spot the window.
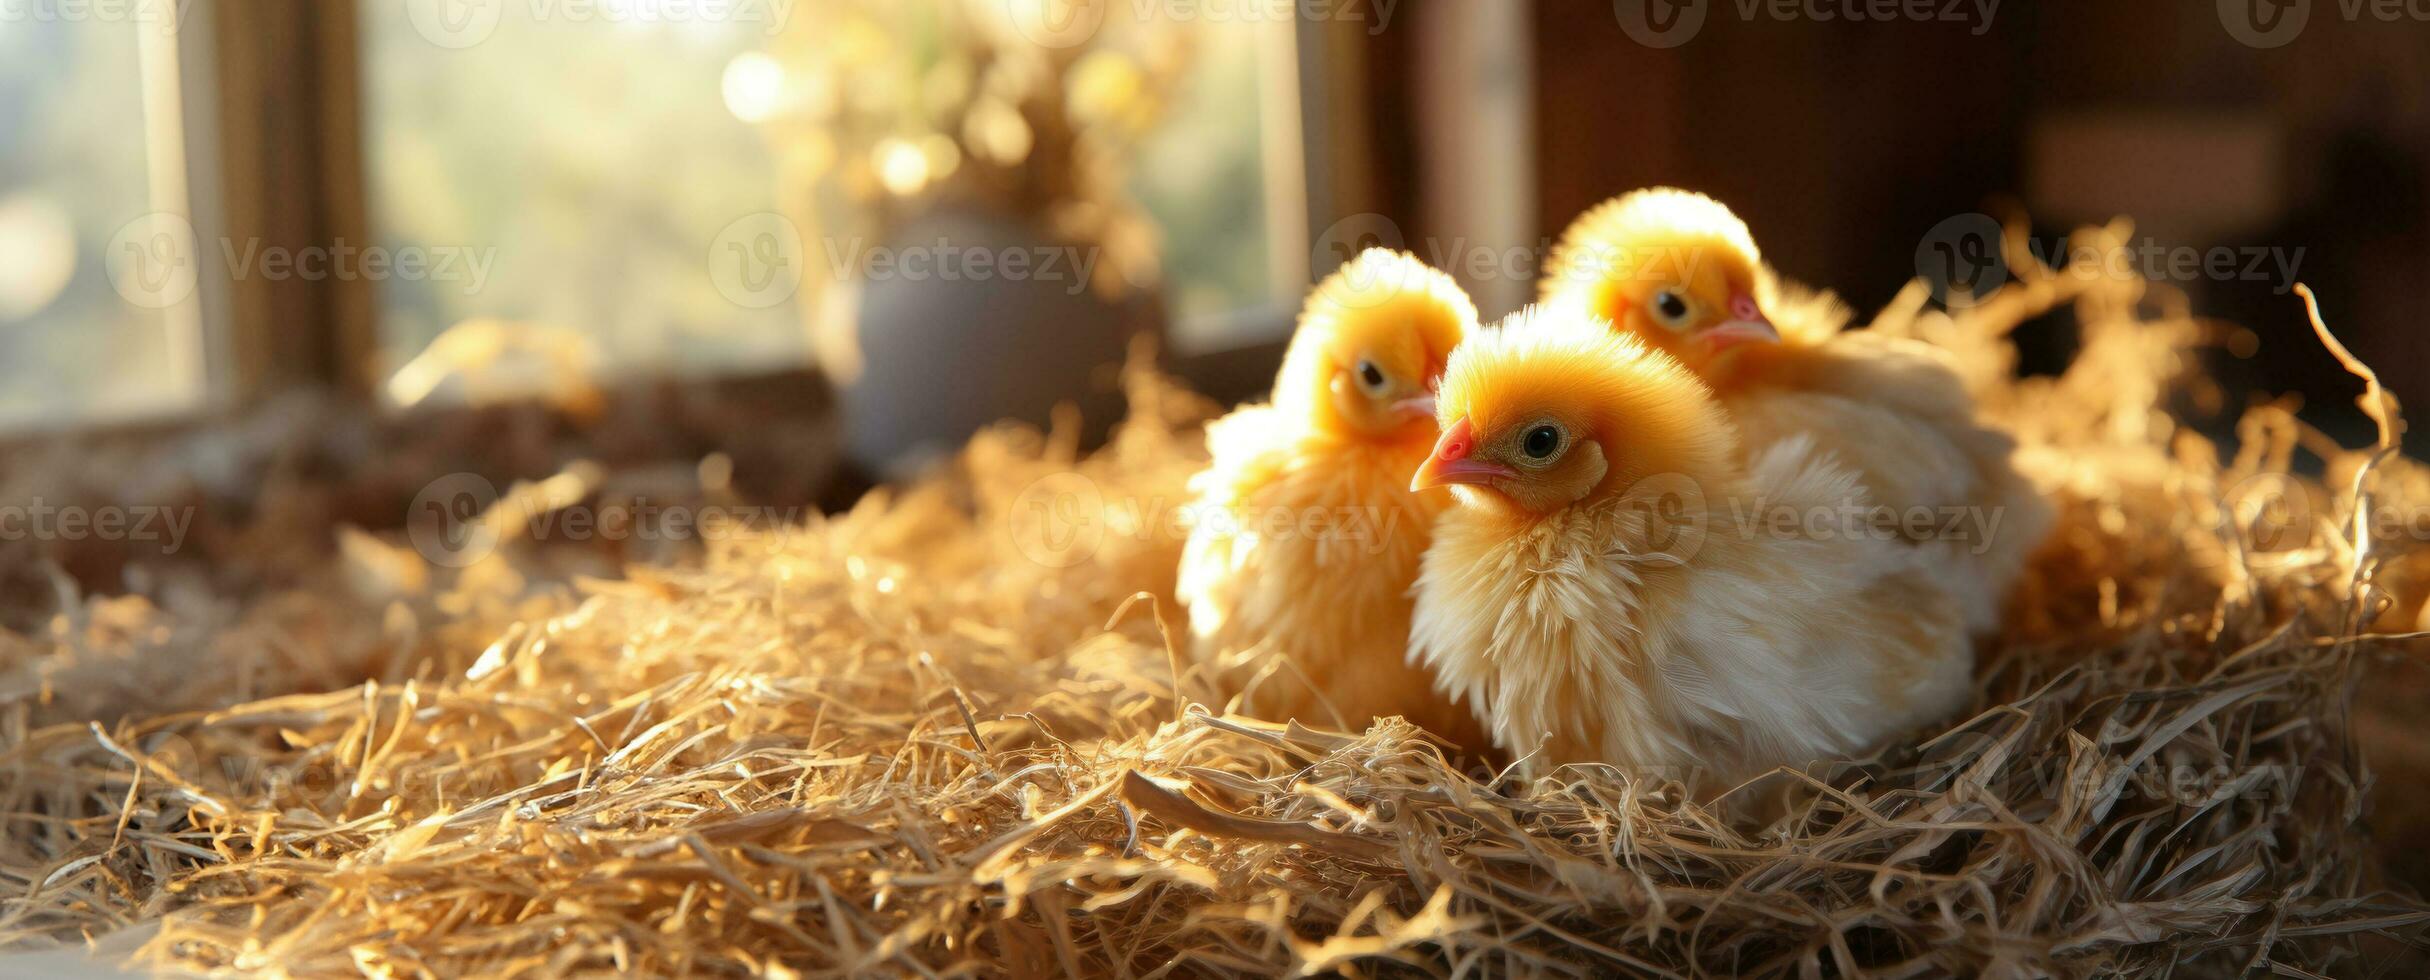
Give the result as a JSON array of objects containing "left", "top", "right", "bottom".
[
  {"left": 5, "top": 2, "right": 1327, "bottom": 430},
  {"left": 1130, "top": 16, "right": 1299, "bottom": 352},
  {"left": 0, "top": 13, "right": 207, "bottom": 428},
  {"left": 359, "top": 1, "right": 807, "bottom": 393},
  {"left": 360, "top": 1, "right": 1307, "bottom": 396}
]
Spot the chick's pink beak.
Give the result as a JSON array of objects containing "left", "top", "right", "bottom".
[
  {"left": 1695, "top": 293, "right": 1780, "bottom": 351},
  {"left": 1411, "top": 417, "right": 1516, "bottom": 492},
  {"left": 1392, "top": 394, "right": 1436, "bottom": 419}
]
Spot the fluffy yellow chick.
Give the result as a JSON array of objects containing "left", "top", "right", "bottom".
[
  {"left": 1540, "top": 188, "right": 2049, "bottom": 631},
  {"left": 1176, "top": 249, "right": 1489, "bottom": 754},
  {"left": 1408, "top": 309, "right": 1974, "bottom": 788}
]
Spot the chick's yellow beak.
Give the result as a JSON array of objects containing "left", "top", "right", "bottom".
[
  {"left": 1411, "top": 417, "right": 1517, "bottom": 492},
  {"left": 1694, "top": 293, "right": 1779, "bottom": 352}
]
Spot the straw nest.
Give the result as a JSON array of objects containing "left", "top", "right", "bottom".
[{"left": 4, "top": 224, "right": 2429, "bottom": 977}]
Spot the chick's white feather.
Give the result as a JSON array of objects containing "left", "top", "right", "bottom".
[
  {"left": 1542, "top": 189, "right": 2053, "bottom": 633},
  {"left": 1408, "top": 317, "right": 1974, "bottom": 788},
  {"left": 1177, "top": 249, "right": 1487, "bottom": 750}
]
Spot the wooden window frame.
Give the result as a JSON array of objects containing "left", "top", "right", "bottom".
[
  {"left": 195, "top": 0, "right": 379, "bottom": 402},
  {"left": 42, "top": 4, "right": 1409, "bottom": 439}
]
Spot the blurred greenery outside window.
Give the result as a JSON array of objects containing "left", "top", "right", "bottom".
[
  {"left": 0, "top": 14, "right": 207, "bottom": 429},
  {"left": 1125, "top": 12, "right": 1283, "bottom": 350},
  {"left": 361, "top": 3, "right": 807, "bottom": 400},
  {"left": 361, "top": 0, "right": 1291, "bottom": 404}
]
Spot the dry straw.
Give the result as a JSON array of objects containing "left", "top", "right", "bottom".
[{"left": 3, "top": 222, "right": 2428, "bottom": 976}]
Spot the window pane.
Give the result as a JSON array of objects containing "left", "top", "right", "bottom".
[
  {"left": 361, "top": 3, "right": 1296, "bottom": 390},
  {"left": 1130, "top": 18, "right": 1281, "bottom": 350},
  {"left": 0, "top": 18, "right": 206, "bottom": 427},
  {"left": 359, "top": 2, "right": 808, "bottom": 392}
]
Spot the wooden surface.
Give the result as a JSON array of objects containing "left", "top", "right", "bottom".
[{"left": 205, "top": 0, "right": 375, "bottom": 401}]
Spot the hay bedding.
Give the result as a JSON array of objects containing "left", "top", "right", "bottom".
[{"left": 4, "top": 227, "right": 2429, "bottom": 977}]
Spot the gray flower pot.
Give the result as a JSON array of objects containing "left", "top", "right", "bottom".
[{"left": 836, "top": 207, "right": 1161, "bottom": 478}]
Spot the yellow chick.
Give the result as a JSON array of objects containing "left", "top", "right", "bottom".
[
  {"left": 1408, "top": 308, "right": 1974, "bottom": 788},
  {"left": 1540, "top": 188, "right": 2050, "bottom": 631},
  {"left": 1177, "top": 249, "right": 1489, "bottom": 754}
]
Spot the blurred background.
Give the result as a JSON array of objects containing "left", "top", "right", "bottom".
[
  {"left": 6, "top": 0, "right": 2430, "bottom": 907},
  {"left": 6, "top": 1, "right": 2423, "bottom": 466}
]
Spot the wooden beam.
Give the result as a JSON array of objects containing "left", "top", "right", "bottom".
[{"left": 204, "top": 0, "right": 375, "bottom": 401}]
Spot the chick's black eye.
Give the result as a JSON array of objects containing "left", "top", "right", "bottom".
[
  {"left": 1355, "top": 359, "right": 1388, "bottom": 392},
  {"left": 1521, "top": 424, "right": 1562, "bottom": 460},
  {"left": 1651, "top": 289, "right": 1692, "bottom": 326}
]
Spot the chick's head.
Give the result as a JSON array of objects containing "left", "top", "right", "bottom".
[
  {"left": 1412, "top": 306, "right": 1736, "bottom": 517},
  {"left": 1275, "top": 248, "right": 1476, "bottom": 442},
  {"left": 1541, "top": 187, "right": 1780, "bottom": 373}
]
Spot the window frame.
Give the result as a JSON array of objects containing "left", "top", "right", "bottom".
[
  {"left": 191, "top": 0, "right": 379, "bottom": 402},
  {"left": 1164, "top": 13, "right": 1399, "bottom": 403},
  {"left": 0, "top": 2, "right": 221, "bottom": 436},
  {"left": 31, "top": 3, "right": 1389, "bottom": 439}
]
